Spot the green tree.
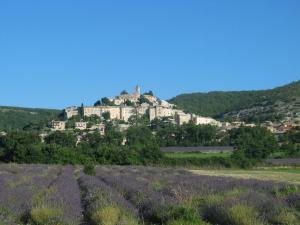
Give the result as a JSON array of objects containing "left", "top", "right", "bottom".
[
  {"left": 126, "top": 126, "right": 162, "bottom": 164},
  {"left": 44, "top": 131, "right": 77, "bottom": 148},
  {"left": 230, "top": 126, "right": 278, "bottom": 161},
  {"left": 280, "top": 127, "right": 300, "bottom": 157},
  {"left": 120, "top": 90, "right": 128, "bottom": 95},
  {"left": 138, "top": 95, "right": 151, "bottom": 105},
  {"left": 101, "top": 97, "right": 115, "bottom": 106},
  {"left": 143, "top": 90, "right": 154, "bottom": 96},
  {"left": 102, "top": 112, "right": 110, "bottom": 120},
  {"left": 124, "top": 100, "right": 134, "bottom": 106},
  {"left": 94, "top": 100, "right": 102, "bottom": 106},
  {"left": 0, "top": 131, "right": 41, "bottom": 162}
]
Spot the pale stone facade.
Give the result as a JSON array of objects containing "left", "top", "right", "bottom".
[
  {"left": 136, "top": 103, "right": 149, "bottom": 115},
  {"left": 83, "top": 106, "right": 102, "bottom": 117},
  {"left": 192, "top": 116, "right": 221, "bottom": 127},
  {"left": 83, "top": 106, "right": 121, "bottom": 120},
  {"left": 52, "top": 121, "right": 66, "bottom": 130},
  {"left": 175, "top": 113, "right": 192, "bottom": 125},
  {"left": 160, "top": 100, "right": 175, "bottom": 108},
  {"left": 90, "top": 123, "right": 106, "bottom": 135},
  {"left": 75, "top": 121, "right": 87, "bottom": 130},
  {"left": 143, "top": 95, "right": 157, "bottom": 103},
  {"left": 149, "top": 106, "right": 175, "bottom": 121},
  {"left": 65, "top": 106, "right": 78, "bottom": 119},
  {"left": 120, "top": 106, "right": 136, "bottom": 122}
]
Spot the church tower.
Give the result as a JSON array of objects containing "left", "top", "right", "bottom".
[{"left": 134, "top": 85, "right": 141, "bottom": 95}]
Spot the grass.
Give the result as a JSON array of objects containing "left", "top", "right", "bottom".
[
  {"left": 90, "top": 205, "right": 139, "bottom": 225},
  {"left": 30, "top": 207, "right": 63, "bottom": 225},
  {"left": 165, "top": 152, "right": 232, "bottom": 159},
  {"left": 190, "top": 167, "right": 300, "bottom": 184}
]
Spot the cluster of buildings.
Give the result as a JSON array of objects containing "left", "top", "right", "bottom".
[
  {"left": 261, "top": 120, "right": 300, "bottom": 134},
  {"left": 51, "top": 120, "right": 105, "bottom": 135},
  {"left": 60, "top": 86, "right": 222, "bottom": 130},
  {"left": 51, "top": 86, "right": 299, "bottom": 135}
]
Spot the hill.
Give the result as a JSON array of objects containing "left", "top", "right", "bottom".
[
  {"left": 0, "top": 106, "right": 61, "bottom": 131},
  {"left": 169, "top": 81, "right": 300, "bottom": 123}
]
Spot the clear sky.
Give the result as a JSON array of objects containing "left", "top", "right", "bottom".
[{"left": 0, "top": 0, "right": 299, "bottom": 109}]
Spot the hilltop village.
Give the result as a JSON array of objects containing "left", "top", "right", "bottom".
[
  {"left": 50, "top": 86, "right": 298, "bottom": 136},
  {"left": 52, "top": 86, "right": 223, "bottom": 133}
]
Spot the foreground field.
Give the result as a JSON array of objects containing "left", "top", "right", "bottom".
[{"left": 0, "top": 164, "right": 299, "bottom": 225}]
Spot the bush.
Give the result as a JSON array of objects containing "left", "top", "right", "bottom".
[
  {"left": 84, "top": 162, "right": 96, "bottom": 176},
  {"left": 155, "top": 204, "right": 211, "bottom": 225},
  {"left": 30, "top": 207, "right": 63, "bottom": 225},
  {"left": 90, "top": 205, "right": 139, "bottom": 225},
  {"left": 201, "top": 189, "right": 263, "bottom": 225},
  {"left": 268, "top": 208, "right": 298, "bottom": 225},
  {"left": 226, "top": 204, "right": 260, "bottom": 225},
  {"left": 167, "top": 218, "right": 210, "bottom": 225},
  {"left": 91, "top": 205, "right": 120, "bottom": 225}
]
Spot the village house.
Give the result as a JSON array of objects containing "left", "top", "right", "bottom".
[
  {"left": 192, "top": 115, "right": 221, "bottom": 127},
  {"left": 175, "top": 113, "right": 192, "bottom": 125},
  {"left": 75, "top": 121, "right": 87, "bottom": 130},
  {"left": 65, "top": 106, "right": 79, "bottom": 119},
  {"left": 51, "top": 121, "right": 66, "bottom": 130}
]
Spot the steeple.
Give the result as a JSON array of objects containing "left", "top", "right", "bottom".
[{"left": 134, "top": 85, "right": 141, "bottom": 95}]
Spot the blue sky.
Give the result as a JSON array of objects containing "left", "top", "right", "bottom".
[{"left": 0, "top": 0, "right": 299, "bottom": 109}]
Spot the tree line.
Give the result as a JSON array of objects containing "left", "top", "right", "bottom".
[{"left": 0, "top": 117, "right": 299, "bottom": 167}]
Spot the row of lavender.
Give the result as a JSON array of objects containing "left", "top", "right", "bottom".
[
  {"left": 95, "top": 166, "right": 300, "bottom": 225},
  {"left": 0, "top": 164, "right": 141, "bottom": 225},
  {"left": 0, "top": 165, "right": 83, "bottom": 225},
  {"left": 0, "top": 165, "right": 299, "bottom": 225}
]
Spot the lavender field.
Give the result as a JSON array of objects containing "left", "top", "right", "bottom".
[{"left": 0, "top": 164, "right": 299, "bottom": 225}]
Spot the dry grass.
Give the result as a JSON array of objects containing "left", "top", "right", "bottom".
[{"left": 190, "top": 168, "right": 300, "bottom": 184}]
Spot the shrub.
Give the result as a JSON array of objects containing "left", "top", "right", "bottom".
[
  {"left": 167, "top": 218, "right": 211, "bottom": 225},
  {"left": 84, "top": 162, "right": 96, "bottom": 176},
  {"left": 268, "top": 209, "right": 298, "bottom": 225},
  {"left": 155, "top": 204, "right": 211, "bottom": 225},
  {"left": 91, "top": 205, "right": 120, "bottom": 225},
  {"left": 30, "top": 207, "right": 63, "bottom": 225},
  {"left": 201, "top": 189, "right": 262, "bottom": 225},
  {"left": 226, "top": 204, "right": 260, "bottom": 225},
  {"left": 90, "top": 205, "right": 139, "bottom": 225},
  {"left": 273, "top": 184, "right": 299, "bottom": 197}
]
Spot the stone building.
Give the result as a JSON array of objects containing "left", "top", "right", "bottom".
[
  {"left": 175, "top": 113, "right": 192, "bottom": 125},
  {"left": 89, "top": 123, "right": 106, "bottom": 135},
  {"left": 143, "top": 95, "right": 157, "bottom": 104},
  {"left": 51, "top": 121, "right": 66, "bottom": 130},
  {"left": 83, "top": 106, "right": 102, "bottom": 117},
  {"left": 83, "top": 106, "right": 121, "bottom": 120},
  {"left": 65, "top": 106, "right": 78, "bottom": 119},
  {"left": 192, "top": 116, "right": 221, "bottom": 127},
  {"left": 75, "top": 121, "right": 87, "bottom": 130},
  {"left": 136, "top": 103, "right": 150, "bottom": 115},
  {"left": 149, "top": 106, "right": 175, "bottom": 121},
  {"left": 112, "top": 85, "right": 141, "bottom": 105},
  {"left": 117, "top": 124, "right": 131, "bottom": 132},
  {"left": 120, "top": 106, "right": 136, "bottom": 122}
]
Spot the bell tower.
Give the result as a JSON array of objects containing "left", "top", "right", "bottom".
[{"left": 134, "top": 85, "right": 141, "bottom": 95}]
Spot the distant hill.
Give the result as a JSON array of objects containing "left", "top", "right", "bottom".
[
  {"left": 169, "top": 81, "right": 300, "bottom": 123},
  {"left": 0, "top": 106, "right": 61, "bottom": 131}
]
